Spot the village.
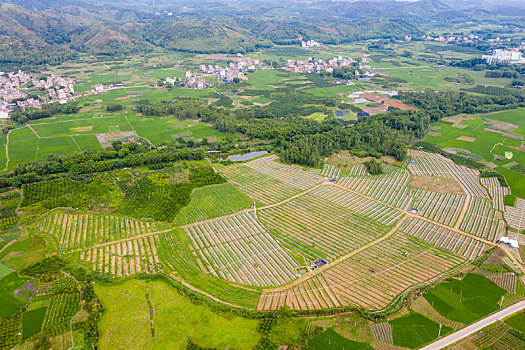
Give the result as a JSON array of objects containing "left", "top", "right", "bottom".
[
  {"left": 164, "top": 54, "right": 264, "bottom": 89},
  {"left": 283, "top": 55, "right": 355, "bottom": 74},
  {"left": 0, "top": 70, "right": 76, "bottom": 119}
]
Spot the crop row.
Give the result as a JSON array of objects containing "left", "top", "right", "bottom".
[
  {"left": 309, "top": 185, "right": 403, "bottom": 226},
  {"left": 37, "top": 212, "right": 168, "bottom": 252},
  {"left": 321, "top": 164, "right": 341, "bottom": 179},
  {"left": 258, "top": 232, "right": 465, "bottom": 311},
  {"left": 0, "top": 312, "right": 21, "bottom": 350},
  {"left": 259, "top": 192, "right": 390, "bottom": 261},
  {"left": 460, "top": 198, "right": 505, "bottom": 242},
  {"left": 473, "top": 268, "right": 517, "bottom": 293},
  {"left": 399, "top": 218, "right": 486, "bottom": 260},
  {"left": 42, "top": 292, "right": 80, "bottom": 330},
  {"left": 408, "top": 151, "right": 487, "bottom": 198},
  {"left": 185, "top": 212, "right": 299, "bottom": 287},
  {"left": 410, "top": 188, "right": 465, "bottom": 227},
  {"left": 504, "top": 198, "right": 525, "bottom": 231},
  {"left": 77, "top": 236, "right": 160, "bottom": 277},
  {"left": 481, "top": 177, "right": 510, "bottom": 212},
  {"left": 156, "top": 229, "right": 261, "bottom": 309},
  {"left": 369, "top": 323, "right": 393, "bottom": 344},
  {"left": 347, "top": 164, "right": 369, "bottom": 177},
  {"left": 174, "top": 183, "right": 253, "bottom": 225},
  {"left": 246, "top": 155, "right": 325, "bottom": 191},
  {"left": 220, "top": 164, "right": 302, "bottom": 205},
  {"left": 337, "top": 169, "right": 413, "bottom": 210}
]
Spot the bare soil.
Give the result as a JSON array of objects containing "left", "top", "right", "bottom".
[
  {"left": 411, "top": 175, "right": 465, "bottom": 195},
  {"left": 457, "top": 136, "right": 476, "bottom": 142}
]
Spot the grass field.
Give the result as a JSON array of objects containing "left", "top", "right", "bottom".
[
  {"left": 22, "top": 307, "right": 46, "bottom": 340},
  {"left": 424, "top": 273, "right": 506, "bottom": 324},
  {"left": 505, "top": 312, "right": 525, "bottom": 333},
  {"left": 94, "top": 279, "right": 261, "bottom": 349},
  {"left": 424, "top": 112, "right": 525, "bottom": 197},
  {"left": 391, "top": 313, "right": 452, "bottom": 349},
  {"left": 0, "top": 272, "right": 28, "bottom": 318},
  {"left": 308, "top": 328, "right": 372, "bottom": 350},
  {"left": 0, "top": 263, "right": 13, "bottom": 280}
]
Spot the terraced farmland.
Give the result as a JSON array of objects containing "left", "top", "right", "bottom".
[
  {"left": 398, "top": 218, "right": 486, "bottom": 260},
  {"left": 460, "top": 198, "right": 506, "bottom": 242},
  {"left": 321, "top": 164, "right": 341, "bottom": 179},
  {"left": 219, "top": 155, "right": 325, "bottom": 205},
  {"left": 347, "top": 164, "right": 369, "bottom": 176},
  {"left": 259, "top": 191, "right": 391, "bottom": 261},
  {"left": 185, "top": 212, "right": 299, "bottom": 287},
  {"left": 37, "top": 212, "right": 170, "bottom": 252},
  {"left": 337, "top": 169, "right": 413, "bottom": 210},
  {"left": 246, "top": 155, "right": 325, "bottom": 190},
  {"left": 310, "top": 185, "right": 403, "bottom": 226},
  {"left": 258, "top": 232, "right": 466, "bottom": 311},
  {"left": 219, "top": 164, "right": 303, "bottom": 205},
  {"left": 409, "top": 188, "right": 465, "bottom": 226},
  {"left": 174, "top": 183, "right": 253, "bottom": 225},
  {"left": 74, "top": 236, "right": 160, "bottom": 277},
  {"left": 481, "top": 177, "right": 510, "bottom": 212},
  {"left": 408, "top": 150, "right": 488, "bottom": 198},
  {"left": 505, "top": 198, "right": 525, "bottom": 231}
]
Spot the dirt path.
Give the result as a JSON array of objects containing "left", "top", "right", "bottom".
[
  {"left": 455, "top": 195, "right": 471, "bottom": 229},
  {"left": 3, "top": 128, "right": 12, "bottom": 171},
  {"left": 26, "top": 124, "right": 40, "bottom": 139}
]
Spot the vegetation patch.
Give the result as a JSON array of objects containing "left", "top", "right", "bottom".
[
  {"left": 391, "top": 312, "right": 452, "bottom": 348},
  {"left": 308, "top": 328, "right": 372, "bottom": 350},
  {"left": 424, "top": 273, "right": 506, "bottom": 324},
  {"left": 22, "top": 307, "right": 46, "bottom": 340}
]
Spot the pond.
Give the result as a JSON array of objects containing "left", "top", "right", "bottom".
[{"left": 222, "top": 151, "right": 268, "bottom": 162}]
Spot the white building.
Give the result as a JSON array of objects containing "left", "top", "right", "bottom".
[{"left": 483, "top": 49, "right": 523, "bottom": 64}]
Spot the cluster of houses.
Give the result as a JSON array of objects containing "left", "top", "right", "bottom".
[
  {"left": 165, "top": 54, "right": 264, "bottom": 89},
  {"left": 301, "top": 40, "right": 322, "bottom": 48},
  {"left": 283, "top": 56, "right": 355, "bottom": 74},
  {"left": 91, "top": 83, "right": 124, "bottom": 93},
  {"left": 482, "top": 49, "right": 524, "bottom": 65},
  {"left": 0, "top": 70, "right": 77, "bottom": 118},
  {"left": 421, "top": 34, "right": 511, "bottom": 44}
]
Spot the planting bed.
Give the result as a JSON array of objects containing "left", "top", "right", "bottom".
[
  {"left": 75, "top": 235, "right": 160, "bottom": 277},
  {"left": 408, "top": 151, "right": 488, "bottom": 198},
  {"left": 185, "top": 212, "right": 299, "bottom": 287},
  {"left": 37, "top": 212, "right": 169, "bottom": 253},
  {"left": 337, "top": 169, "right": 413, "bottom": 210},
  {"left": 409, "top": 188, "right": 466, "bottom": 226},
  {"left": 399, "top": 218, "right": 486, "bottom": 260},
  {"left": 259, "top": 192, "right": 390, "bottom": 261},
  {"left": 460, "top": 198, "right": 506, "bottom": 242},
  {"left": 258, "top": 232, "right": 465, "bottom": 311}
]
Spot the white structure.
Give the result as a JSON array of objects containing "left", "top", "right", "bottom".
[
  {"left": 483, "top": 49, "right": 523, "bottom": 64},
  {"left": 499, "top": 236, "right": 519, "bottom": 249}
]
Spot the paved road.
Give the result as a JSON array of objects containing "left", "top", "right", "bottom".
[{"left": 419, "top": 300, "right": 525, "bottom": 350}]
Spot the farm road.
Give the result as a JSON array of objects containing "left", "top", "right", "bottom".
[{"left": 419, "top": 300, "right": 525, "bottom": 350}]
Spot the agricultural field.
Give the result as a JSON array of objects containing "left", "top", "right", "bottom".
[
  {"left": 74, "top": 235, "right": 161, "bottom": 277},
  {"left": 423, "top": 273, "right": 506, "bottom": 324},
  {"left": 308, "top": 328, "right": 372, "bottom": 350},
  {"left": 259, "top": 190, "right": 392, "bottom": 261},
  {"left": 185, "top": 212, "right": 299, "bottom": 287},
  {"left": 174, "top": 183, "right": 253, "bottom": 225},
  {"left": 423, "top": 112, "right": 525, "bottom": 198},
  {"left": 389, "top": 312, "right": 452, "bottom": 349},
  {"left": 37, "top": 212, "right": 170, "bottom": 253},
  {"left": 337, "top": 168, "right": 413, "bottom": 209},
  {"left": 258, "top": 232, "right": 467, "bottom": 311}
]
